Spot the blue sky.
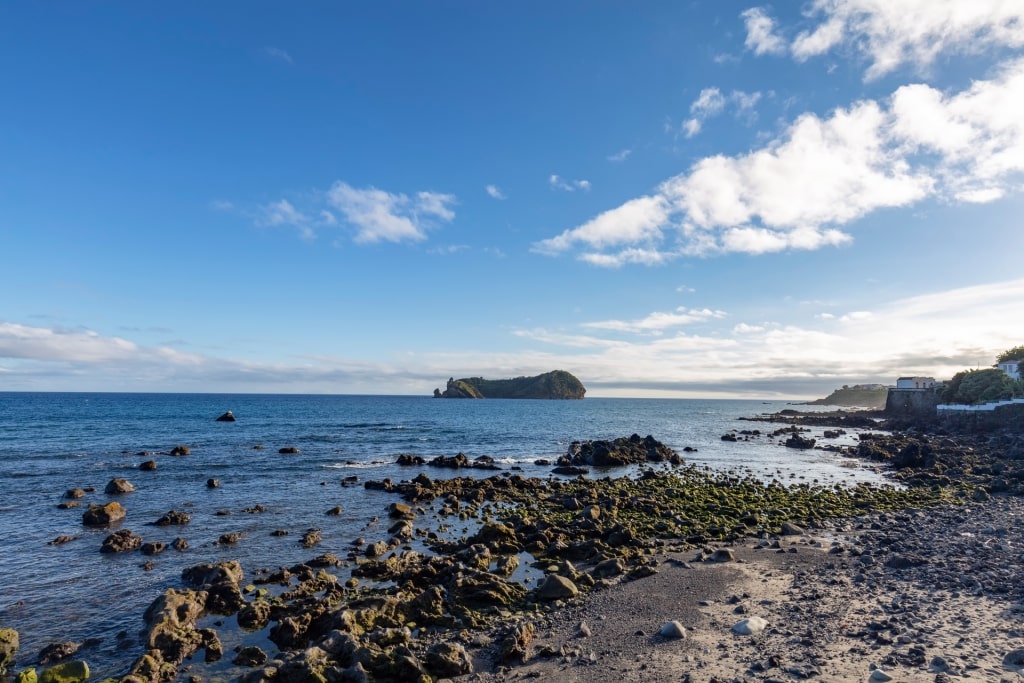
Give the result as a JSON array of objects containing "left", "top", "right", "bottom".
[{"left": 2, "top": 1, "right": 1024, "bottom": 397}]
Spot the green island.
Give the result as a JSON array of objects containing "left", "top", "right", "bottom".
[
  {"left": 803, "top": 383, "right": 889, "bottom": 409},
  {"left": 433, "top": 370, "right": 586, "bottom": 399}
]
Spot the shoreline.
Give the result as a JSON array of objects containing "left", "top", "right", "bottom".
[{"left": 4, "top": 409, "right": 1024, "bottom": 683}]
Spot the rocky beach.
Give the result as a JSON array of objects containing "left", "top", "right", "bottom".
[{"left": 4, "top": 406, "right": 1024, "bottom": 683}]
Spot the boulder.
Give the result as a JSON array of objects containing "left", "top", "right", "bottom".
[
  {"left": 278, "top": 447, "right": 300, "bottom": 454},
  {"left": 498, "top": 622, "right": 534, "bottom": 664},
  {"left": 82, "top": 502, "right": 126, "bottom": 527},
  {"left": 659, "top": 621, "right": 687, "bottom": 639},
  {"left": 709, "top": 548, "right": 735, "bottom": 562},
  {"left": 424, "top": 642, "right": 473, "bottom": 677},
  {"left": 538, "top": 574, "right": 579, "bottom": 601},
  {"left": 101, "top": 529, "right": 142, "bottom": 553},
  {"left": 141, "top": 542, "right": 167, "bottom": 556},
  {"left": 591, "top": 558, "right": 625, "bottom": 579},
  {"left": 153, "top": 510, "right": 190, "bottom": 526},
  {"left": 0, "top": 628, "right": 18, "bottom": 676},
  {"left": 551, "top": 466, "right": 589, "bottom": 476},
  {"left": 215, "top": 411, "right": 236, "bottom": 422},
  {"left": 206, "top": 478, "right": 220, "bottom": 489},
  {"left": 732, "top": 616, "right": 768, "bottom": 635},
  {"left": 104, "top": 478, "right": 135, "bottom": 494},
  {"left": 64, "top": 489, "right": 87, "bottom": 499},
  {"left": 38, "top": 661, "right": 89, "bottom": 683},
  {"left": 784, "top": 435, "right": 816, "bottom": 449},
  {"left": 233, "top": 646, "right": 268, "bottom": 667},
  {"left": 139, "top": 460, "right": 157, "bottom": 471},
  {"left": 387, "top": 502, "right": 413, "bottom": 519},
  {"left": 169, "top": 446, "right": 190, "bottom": 456},
  {"left": 38, "top": 642, "right": 79, "bottom": 665},
  {"left": 182, "top": 561, "right": 244, "bottom": 587}
]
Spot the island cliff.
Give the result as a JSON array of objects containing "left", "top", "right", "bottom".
[{"left": 433, "top": 370, "right": 586, "bottom": 399}]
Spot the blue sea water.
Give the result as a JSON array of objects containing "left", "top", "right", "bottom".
[{"left": 0, "top": 393, "right": 886, "bottom": 678}]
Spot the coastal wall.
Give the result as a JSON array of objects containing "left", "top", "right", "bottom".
[
  {"left": 935, "top": 400, "right": 1024, "bottom": 433},
  {"left": 884, "top": 388, "right": 941, "bottom": 421}
]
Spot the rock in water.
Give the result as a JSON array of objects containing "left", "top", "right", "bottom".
[
  {"left": 215, "top": 411, "right": 236, "bottom": 422},
  {"left": 104, "top": 478, "right": 135, "bottom": 494},
  {"left": 732, "top": 616, "right": 768, "bottom": 635},
  {"left": 100, "top": 529, "right": 142, "bottom": 553},
  {"left": 82, "top": 502, "right": 125, "bottom": 527}
]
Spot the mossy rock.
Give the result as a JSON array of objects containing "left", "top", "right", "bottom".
[
  {"left": 16, "top": 669, "right": 37, "bottom": 683},
  {"left": 39, "top": 660, "right": 90, "bottom": 683},
  {"left": 0, "top": 628, "right": 18, "bottom": 676}
]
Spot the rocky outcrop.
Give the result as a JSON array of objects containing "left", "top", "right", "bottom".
[
  {"left": 558, "top": 434, "right": 681, "bottom": 467},
  {"left": 215, "top": 411, "right": 236, "bottom": 422},
  {"left": 433, "top": 370, "right": 586, "bottom": 399}
]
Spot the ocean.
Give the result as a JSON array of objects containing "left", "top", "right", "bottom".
[{"left": 0, "top": 392, "right": 885, "bottom": 678}]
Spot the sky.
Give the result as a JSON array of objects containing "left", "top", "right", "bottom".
[{"left": 2, "top": 1, "right": 1024, "bottom": 398}]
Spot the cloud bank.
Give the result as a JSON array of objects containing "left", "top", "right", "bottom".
[
  {"left": 537, "top": 55, "right": 1024, "bottom": 266},
  {"left": 4, "top": 278, "right": 1023, "bottom": 396}
]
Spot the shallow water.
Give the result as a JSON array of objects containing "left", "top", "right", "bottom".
[{"left": 0, "top": 393, "right": 885, "bottom": 677}]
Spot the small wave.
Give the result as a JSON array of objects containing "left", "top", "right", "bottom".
[{"left": 321, "top": 460, "right": 391, "bottom": 469}]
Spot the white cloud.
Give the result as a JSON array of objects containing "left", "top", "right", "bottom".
[
  {"left": 607, "top": 149, "right": 632, "bottom": 162},
  {"left": 325, "top": 182, "right": 456, "bottom": 244},
  {"left": 766, "top": 0, "right": 1024, "bottom": 79},
  {"left": 549, "top": 174, "right": 592, "bottom": 192},
  {"left": 533, "top": 195, "right": 671, "bottom": 255},
  {"left": 485, "top": 184, "right": 506, "bottom": 199},
  {"left": 578, "top": 248, "right": 674, "bottom": 268},
  {"left": 258, "top": 197, "right": 309, "bottom": 229},
  {"left": 691, "top": 87, "right": 726, "bottom": 117},
  {"left": 539, "top": 58, "right": 1024, "bottom": 265},
  {"left": 584, "top": 307, "right": 727, "bottom": 334},
  {"left": 684, "top": 88, "right": 762, "bottom": 138},
  {"left": 263, "top": 46, "right": 294, "bottom": 64},
  {"left": 741, "top": 7, "right": 787, "bottom": 56}
]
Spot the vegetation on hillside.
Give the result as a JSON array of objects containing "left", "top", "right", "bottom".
[
  {"left": 997, "top": 345, "right": 1024, "bottom": 363},
  {"left": 942, "top": 368, "right": 1017, "bottom": 404}
]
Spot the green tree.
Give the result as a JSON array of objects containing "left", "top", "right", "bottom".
[
  {"left": 942, "top": 368, "right": 1015, "bottom": 404},
  {"left": 997, "top": 345, "right": 1024, "bottom": 363}
]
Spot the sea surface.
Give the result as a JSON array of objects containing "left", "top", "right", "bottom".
[{"left": 0, "top": 392, "right": 887, "bottom": 678}]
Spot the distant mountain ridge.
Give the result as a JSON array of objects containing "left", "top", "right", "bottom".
[{"left": 433, "top": 371, "right": 586, "bottom": 399}]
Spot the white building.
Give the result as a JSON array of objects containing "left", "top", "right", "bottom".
[
  {"left": 998, "top": 360, "right": 1021, "bottom": 380},
  {"left": 896, "top": 377, "right": 937, "bottom": 389}
]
